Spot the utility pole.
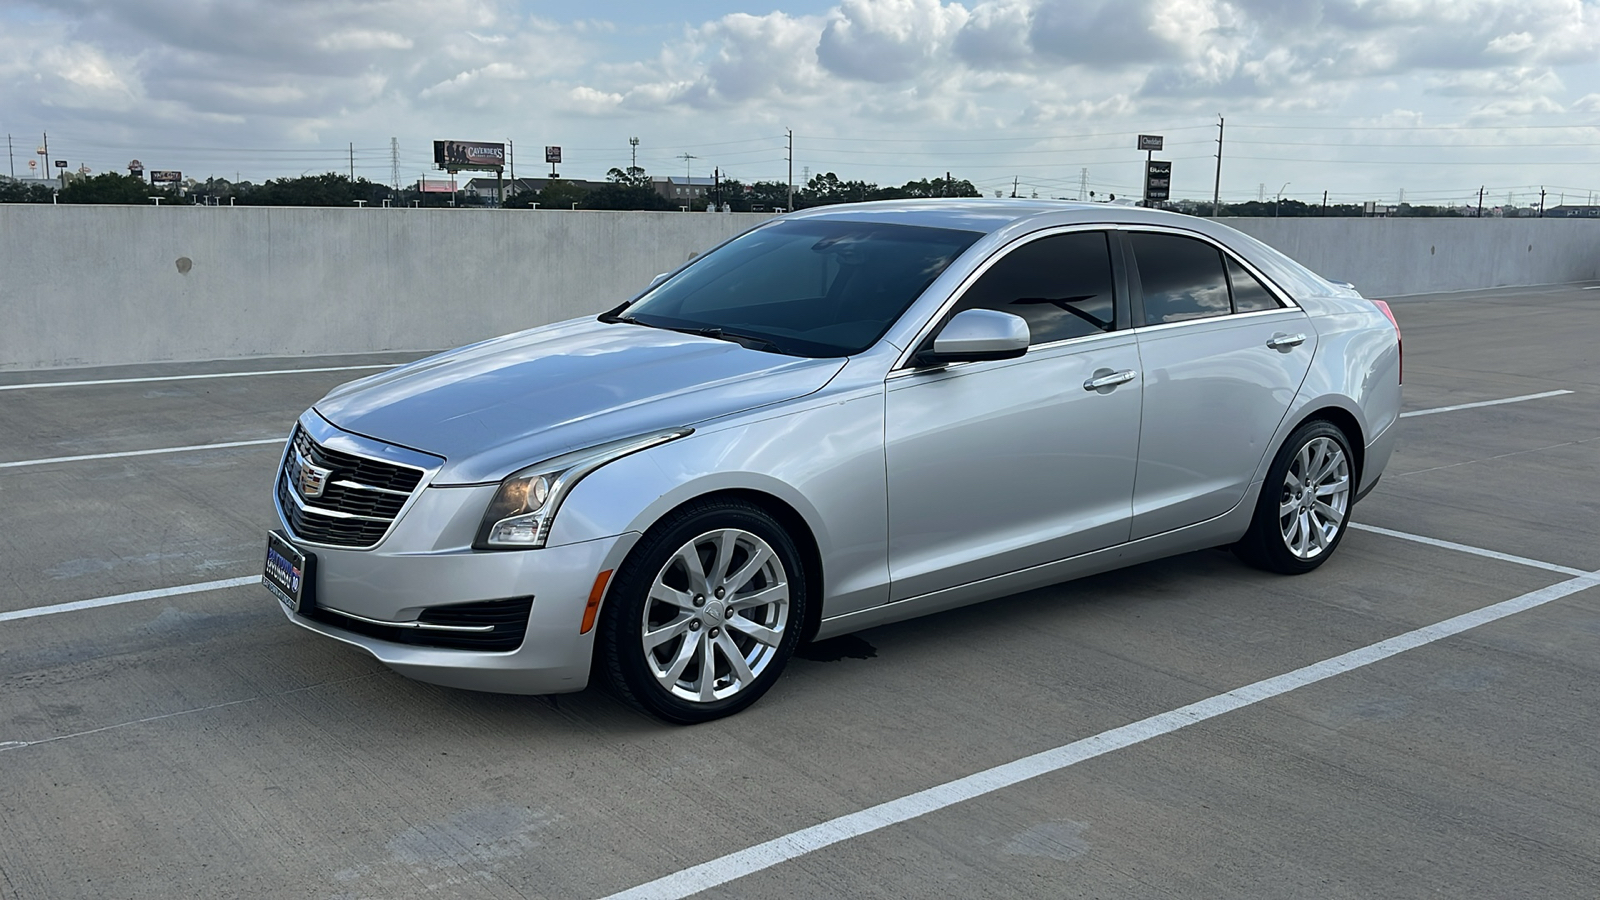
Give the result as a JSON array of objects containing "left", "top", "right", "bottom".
[
  {"left": 1079, "top": 168, "right": 1088, "bottom": 201},
  {"left": 1212, "top": 115, "right": 1224, "bottom": 217},
  {"left": 945, "top": 171, "right": 952, "bottom": 198},
  {"left": 1322, "top": 190, "right": 1328, "bottom": 215},
  {"left": 390, "top": 137, "right": 400, "bottom": 191},
  {"left": 349, "top": 142, "right": 354, "bottom": 180},
  {"left": 507, "top": 139, "right": 514, "bottom": 194},
  {"left": 1011, "top": 176, "right": 1019, "bottom": 199},
  {"left": 678, "top": 152, "right": 698, "bottom": 208},
  {"left": 42, "top": 132, "right": 50, "bottom": 181},
  {"left": 713, "top": 167, "right": 720, "bottom": 210},
  {"left": 1477, "top": 186, "right": 1485, "bottom": 218},
  {"left": 1539, "top": 186, "right": 1547, "bottom": 217},
  {"left": 785, "top": 128, "right": 794, "bottom": 212},
  {"left": 7, "top": 134, "right": 13, "bottom": 179}
]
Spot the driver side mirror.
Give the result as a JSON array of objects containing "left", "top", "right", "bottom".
[{"left": 914, "top": 309, "right": 1030, "bottom": 366}]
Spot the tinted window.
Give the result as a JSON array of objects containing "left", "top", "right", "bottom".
[
  {"left": 1227, "top": 257, "right": 1282, "bottom": 313},
  {"left": 621, "top": 220, "right": 981, "bottom": 358},
  {"left": 1131, "top": 233, "right": 1231, "bottom": 325},
  {"left": 948, "top": 232, "right": 1116, "bottom": 345}
]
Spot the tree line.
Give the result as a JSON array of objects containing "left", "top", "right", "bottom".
[
  {"left": 4, "top": 170, "right": 1484, "bottom": 217},
  {"left": 1, "top": 168, "right": 982, "bottom": 210}
]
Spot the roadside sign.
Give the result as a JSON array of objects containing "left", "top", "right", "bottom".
[
  {"left": 1144, "top": 160, "right": 1172, "bottom": 203},
  {"left": 1137, "top": 134, "right": 1164, "bottom": 151},
  {"left": 545, "top": 146, "right": 562, "bottom": 164},
  {"left": 54, "top": 160, "right": 68, "bottom": 168},
  {"left": 150, "top": 170, "right": 182, "bottom": 184}
]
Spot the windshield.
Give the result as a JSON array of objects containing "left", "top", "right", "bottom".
[{"left": 614, "top": 219, "right": 983, "bottom": 357}]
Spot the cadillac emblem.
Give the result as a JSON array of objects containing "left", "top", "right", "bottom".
[{"left": 290, "top": 451, "right": 333, "bottom": 500}]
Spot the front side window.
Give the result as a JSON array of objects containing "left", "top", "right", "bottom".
[
  {"left": 944, "top": 231, "right": 1117, "bottom": 345},
  {"left": 619, "top": 219, "right": 982, "bottom": 357},
  {"left": 1131, "top": 232, "right": 1231, "bottom": 325}
]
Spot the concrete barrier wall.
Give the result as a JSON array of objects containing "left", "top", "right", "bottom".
[
  {"left": 2, "top": 206, "right": 1596, "bottom": 371},
  {"left": 1224, "top": 217, "right": 1600, "bottom": 298},
  {"left": 0, "top": 206, "right": 767, "bottom": 371}
]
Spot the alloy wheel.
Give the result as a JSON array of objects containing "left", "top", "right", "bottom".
[
  {"left": 1278, "top": 435, "right": 1351, "bottom": 560},
  {"left": 640, "top": 528, "right": 791, "bottom": 704}
]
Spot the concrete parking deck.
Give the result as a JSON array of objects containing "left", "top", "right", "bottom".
[{"left": 2, "top": 284, "right": 1597, "bottom": 899}]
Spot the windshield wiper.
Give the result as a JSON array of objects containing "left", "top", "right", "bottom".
[
  {"left": 682, "top": 326, "right": 789, "bottom": 354},
  {"left": 615, "top": 316, "right": 793, "bottom": 354}
]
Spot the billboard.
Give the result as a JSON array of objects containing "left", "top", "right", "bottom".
[
  {"left": 1144, "top": 160, "right": 1171, "bottom": 203},
  {"left": 150, "top": 170, "right": 182, "bottom": 184},
  {"left": 433, "top": 140, "right": 506, "bottom": 172}
]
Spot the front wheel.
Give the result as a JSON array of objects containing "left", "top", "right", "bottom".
[
  {"left": 599, "top": 499, "right": 807, "bottom": 724},
  {"left": 1234, "top": 420, "right": 1355, "bottom": 574}
]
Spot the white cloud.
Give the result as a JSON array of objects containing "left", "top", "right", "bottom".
[{"left": 816, "top": 0, "right": 970, "bottom": 81}]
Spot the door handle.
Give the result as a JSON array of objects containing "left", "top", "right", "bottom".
[
  {"left": 1083, "top": 369, "right": 1138, "bottom": 392},
  {"left": 1267, "top": 332, "right": 1307, "bottom": 351}
]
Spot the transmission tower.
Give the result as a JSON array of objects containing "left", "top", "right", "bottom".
[{"left": 390, "top": 138, "right": 399, "bottom": 191}]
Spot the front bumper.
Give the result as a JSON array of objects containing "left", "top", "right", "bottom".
[{"left": 272, "top": 478, "right": 639, "bottom": 695}]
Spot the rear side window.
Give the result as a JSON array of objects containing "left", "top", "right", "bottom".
[
  {"left": 948, "top": 231, "right": 1117, "bottom": 345},
  {"left": 1227, "top": 258, "right": 1283, "bottom": 313},
  {"left": 1130, "top": 232, "right": 1231, "bottom": 325}
]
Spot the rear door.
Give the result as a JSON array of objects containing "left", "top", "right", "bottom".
[{"left": 1123, "top": 229, "right": 1316, "bottom": 540}]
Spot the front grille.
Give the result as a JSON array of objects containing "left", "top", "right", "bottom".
[
  {"left": 304, "top": 596, "right": 535, "bottom": 652},
  {"left": 278, "top": 425, "right": 426, "bottom": 548}
]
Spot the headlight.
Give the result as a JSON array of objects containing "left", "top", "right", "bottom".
[{"left": 474, "top": 428, "right": 693, "bottom": 550}]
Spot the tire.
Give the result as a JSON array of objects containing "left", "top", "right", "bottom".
[
  {"left": 599, "top": 498, "right": 808, "bottom": 724},
  {"left": 1234, "top": 420, "right": 1356, "bottom": 575}
]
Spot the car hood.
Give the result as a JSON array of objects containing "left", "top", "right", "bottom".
[{"left": 315, "top": 317, "right": 845, "bottom": 484}]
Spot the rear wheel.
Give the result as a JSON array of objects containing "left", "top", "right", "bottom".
[
  {"left": 600, "top": 499, "right": 806, "bottom": 724},
  {"left": 1234, "top": 420, "right": 1354, "bottom": 574}
]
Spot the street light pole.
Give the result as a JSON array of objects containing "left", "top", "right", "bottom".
[{"left": 1275, "top": 182, "right": 1290, "bottom": 217}]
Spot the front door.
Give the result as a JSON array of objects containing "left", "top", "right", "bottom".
[{"left": 885, "top": 230, "right": 1143, "bottom": 602}]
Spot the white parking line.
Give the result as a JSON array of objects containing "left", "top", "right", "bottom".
[
  {"left": 0, "top": 363, "right": 398, "bottom": 392},
  {"left": 0, "top": 577, "right": 259, "bottom": 624},
  {"left": 0, "top": 438, "right": 283, "bottom": 470},
  {"left": 1400, "top": 390, "right": 1573, "bottom": 418},
  {"left": 1351, "top": 523, "right": 1589, "bottom": 577},
  {"left": 601, "top": 566, "right": 1600, "bottom": 900}
]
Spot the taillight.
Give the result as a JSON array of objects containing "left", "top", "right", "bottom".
[{"left": 1372, "top": 299, "right": 1402, "bottom": 384}]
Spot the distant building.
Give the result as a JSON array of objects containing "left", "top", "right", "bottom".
[
  {"left": 654, "top": 176, "right": 715, "bottom": 203},
  {"left": 462, "top": 177, "right": 610, "bottom": 200},
  {"left": 1545, "top": 205, "right": 1600, "bottom": 218}
]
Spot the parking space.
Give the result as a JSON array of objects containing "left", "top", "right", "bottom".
[{"left": 1, "top": 286, "right": 1597, "bottom": 899}]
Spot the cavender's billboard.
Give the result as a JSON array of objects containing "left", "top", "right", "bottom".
[{"left": 433, "top": 140, "right": 506, "bottom": 172}]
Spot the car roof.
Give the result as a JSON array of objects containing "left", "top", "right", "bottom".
[{"left": 781, "top": 197, "right": 1194, "bottom": 235}]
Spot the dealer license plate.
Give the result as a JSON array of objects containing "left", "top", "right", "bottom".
[{"left": 263, "top": 530, "right": 314, "bottom": 612}]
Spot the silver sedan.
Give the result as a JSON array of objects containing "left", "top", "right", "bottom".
[{"left": 264, "top": 200, "right": 1402, "bottom": 723}]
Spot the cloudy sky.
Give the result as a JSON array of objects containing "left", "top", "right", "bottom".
[{"left": 3, "top": 0, "right": 1598, "bottom": 207}]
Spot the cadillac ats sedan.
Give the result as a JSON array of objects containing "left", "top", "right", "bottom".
[{"left": 264, "top": 199, "right": 1402, "bottom": 723}]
